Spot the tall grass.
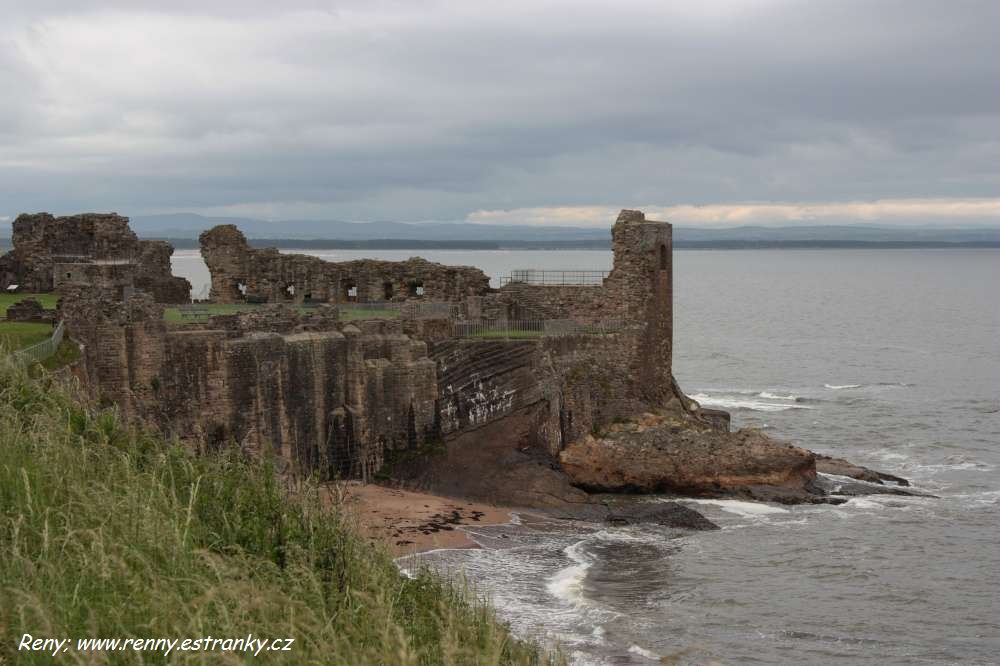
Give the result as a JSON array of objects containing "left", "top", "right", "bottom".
[{"left": 0, "top": 363, "right": 556, "bottom": 664}]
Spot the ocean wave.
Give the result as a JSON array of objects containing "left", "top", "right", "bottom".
[
  {"left": 824, "top": 382, "right": 914, "bottom": 390},
  {"left": 546, "top": 540, "right": 593, "bottom": 607},
  {"left": 682, "top": 498, "right": 791, "bottom": 518},
  {"left": 758, "top": 391, "right": 798, "bottom": 400},
  {"left": 690, "top": 392, "right": 814, "bottom": 412},
  {"left": 627, "top": 644, "right": 661, "bottom": 660}
]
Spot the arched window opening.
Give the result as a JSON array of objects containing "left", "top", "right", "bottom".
[
  {"left": 383, "top": 281, "right": 394, "bottom": 300},
  {"left": 409, "top": 280, "right": 425, "bottom": 297}
]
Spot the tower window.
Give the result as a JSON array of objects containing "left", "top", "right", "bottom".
[{"left": 659, "top": 244, "right": 668, "bottom": 270}]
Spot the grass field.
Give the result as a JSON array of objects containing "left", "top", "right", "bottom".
[
  {"left": 469, "top": 330, "right": 545, "bottom": 339},
  {"left": 162, "top": 302, "right": 265, "bottom": 322},
  {"left": 0, "top": 363, "right": 557, "bottom": 665},
  {"left": 0, "top": 321, "right": 53, "bottom": 351},
  {"left": 0, "top": 293, "right": 59, "bottom": 353},
  {"left": 163, "top": 303, "right": 401, "bottom": 323},
  {"left": 0, "top": 292, "right": 59, "bottom": 315}
]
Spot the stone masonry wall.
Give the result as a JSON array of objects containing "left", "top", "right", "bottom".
[
  {"left": 489, "top": 210, "right": 674, "bottom": 405},
  {"left": 63, "top": 297, "right": 441, "bottom": 479},
  {"left": 0, "top": 213, "right": 190, "bottom": 302},
  {"left": 200, "top": 224, "right": 491, "bottom": 305}
]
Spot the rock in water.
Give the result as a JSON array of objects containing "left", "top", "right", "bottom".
[
  {"left": 605, "top": 501, "right": 720, "bottom": 530},
  {"left": 814, "top": 454, "right": 911, "bottom": 486}
]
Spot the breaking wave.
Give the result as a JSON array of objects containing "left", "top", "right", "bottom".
[
  {"left": 691, "top": 392, "right": 813, "bottom": 412},
  {"left": 546, "top": 540, "right": 593, "bottom": 607}
]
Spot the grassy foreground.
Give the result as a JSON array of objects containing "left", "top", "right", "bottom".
[{"left": 0, "top": 364, "right": 556, "bottom": 665}]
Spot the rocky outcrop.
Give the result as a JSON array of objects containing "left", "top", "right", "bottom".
[
  {"left": 814, "top": 454, "right": 911, "bottom": 486},
  {"left": 199, "top": 225, "right": 491, "bottom": 304},
  {"left": 0, "top": 212, "right": 190, "bottom": 303},
  {"left": 558, "top": 412, "right": 826, "bottom": 503}
]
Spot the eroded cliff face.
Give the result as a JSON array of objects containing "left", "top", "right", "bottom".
[
  {"left": 62, "top": 294, "right": 441, "bottom": 479},
  {"left": 0, "top": 212, "right": 190, "bottom": 303}
]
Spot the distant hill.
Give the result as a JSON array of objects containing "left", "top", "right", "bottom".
[
  {"left": 3, "top": 212, "right": 1000, "bottom": 249},
  {"left": 126, "top": 213, "right": 610, "bottom": 242}
]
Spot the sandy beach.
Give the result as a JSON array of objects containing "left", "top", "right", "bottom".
[{"left": 328, "top": 482, "right": 515, "bottom": 556}]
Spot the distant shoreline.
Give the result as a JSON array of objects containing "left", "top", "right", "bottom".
[
  {"left": 4, "top": 239, "right": 1000, "bottom": 253},
  {"left": 171, "top": 239, "right": 1000, "bottom": 250}
]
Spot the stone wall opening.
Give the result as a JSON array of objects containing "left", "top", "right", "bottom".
[
  {"left": 383, "top": 281, "right": 394, "bottom": 300},
  {"left": 409, "top": 280, "right": 424, "bottom": 297},
  {"left": 659, "top": 244, "right": 667, "bottom": 270},
  {"left": 343, "top": 281, "right": 358, "bottom": 301}
]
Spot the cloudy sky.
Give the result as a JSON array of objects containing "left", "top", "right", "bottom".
[{"left": 1, "top": 0, "right": 998, "bottom": 227}]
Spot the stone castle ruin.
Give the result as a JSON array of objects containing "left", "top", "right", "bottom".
[
  {"left": 0, "top": 212, "right": 190, "bottom": 303},
  {"left": 29, "top": 207, "right": 896, "bottom": 508},
  {"left": 57, "top": 209, "right": 779, "bottom": 505},
  {"left": 200, "top": 224, "right": 491, "bottom": 304}
]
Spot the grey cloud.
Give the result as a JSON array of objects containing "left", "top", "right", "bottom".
[{"left": 0, "top": 0, "right": 997, "bottom": 223}]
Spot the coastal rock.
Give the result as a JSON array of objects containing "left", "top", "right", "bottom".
[
  {"left": 815, "top": 454, "right": 910, "bottom": 486},
  {"left": 605, "top": 501, "right": 720, "bottom": 530},
  {"left": 559, "top": 415, "right": 822, "bottom": 502}
]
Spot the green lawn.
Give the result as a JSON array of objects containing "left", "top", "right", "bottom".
[
  {"left": 0, "top": 292, "right": 58, "bottom": 317},
  {"left": 469, "top": 330, "right": 545, "bottom": 339},
  {"left": 0, "top": 293, "right": 59, "bottom": 354},
  {"left": 0, "top": 322, "right": 53, "bottom": 352},
  {"left": 162, "top": 302, "right": 265, "bottom": 322},
  {"left": 338, "top": 308, "right": 400, "bottom": 321},
  {"left": 164, "top": 303, "right": 401, "bottom": 323}
]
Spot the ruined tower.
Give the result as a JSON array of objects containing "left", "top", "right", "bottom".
[{"left": 607, "top": 209, "right": 673, "bottom": 404}]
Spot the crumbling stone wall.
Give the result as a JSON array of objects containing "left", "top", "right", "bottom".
[
  {"left": 489, "top": 210, "right": 674, "bottom": 405},
  {"left": 4, "top": 298, "right": 57, "bottom": 323},
  {"left": 200, "top": 225, "right": 491, "bottom": 305},
  {"left": 0, "top": 213, "right": 190, "bottom": 303},
  {"left": 63, "top": 296, "right": 441, "bottom": 479}
]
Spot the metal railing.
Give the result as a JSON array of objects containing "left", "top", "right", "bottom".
[
  {"left": 500, "top": 269, "right": 610, "bottom": 286},
  {"left": 8, "top": 320, "right": 65, "bottom": 365},
  {"left": 453, "top": 318, "right": 624, "bottom": 338}
]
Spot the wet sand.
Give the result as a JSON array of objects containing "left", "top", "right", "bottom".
[{"left": 328, "top": 482, "right": 515, "bottom": 556}]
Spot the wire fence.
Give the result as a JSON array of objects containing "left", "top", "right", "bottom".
[
  {"left": 500, "top": 269, "right": 609, "bottom": 286},
  {"left": 452, "top": 318, "right": 624, "bottom": 338},
  {"left": 7, "top": 320, "right": 65, "bottom": 365}
]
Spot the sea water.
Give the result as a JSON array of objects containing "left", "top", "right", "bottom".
[{"left": 172, "top": 248, "right": 1000, "bottom": 665}]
